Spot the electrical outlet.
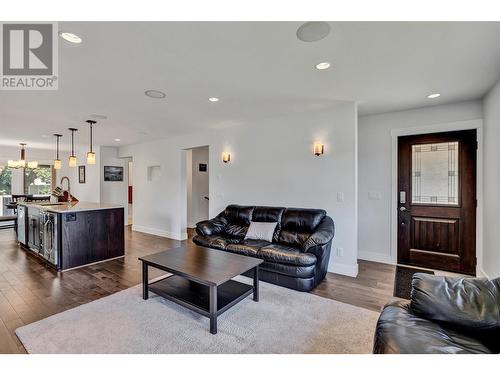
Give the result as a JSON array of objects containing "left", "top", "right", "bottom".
[{"left": 336, "top": 247, "right": 344, "bottom": 257}]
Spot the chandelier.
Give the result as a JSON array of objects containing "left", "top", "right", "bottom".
[{"left": 7, "top": 143, "right": 39, "bottom": 169}]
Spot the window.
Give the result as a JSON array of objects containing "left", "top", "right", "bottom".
[
  {"left": 411, "top": 141, "right": 459, "bottom": 205},
  {"left": 24, "top": 165, "right": 53, "bottom": 195},
  {"left": 0, "top": 165, "right": 12, "bottom": 195}
]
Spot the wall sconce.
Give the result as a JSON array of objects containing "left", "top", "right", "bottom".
[
  {"left": 222, "top": 152, "right": 231, "bottom": 163},
  {"left": 313, "top": 142, "right": 325, "bottom": 156}
]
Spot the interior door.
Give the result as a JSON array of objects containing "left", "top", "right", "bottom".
[{"left": 397, "top": 130, "right": 477, "bottom": 275}]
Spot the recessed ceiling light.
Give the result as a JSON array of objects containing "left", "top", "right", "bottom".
[
  {"left": 114, "top": 138, "right": 121, "bottom": 142},
  {"left": 315, "top": 62, "right": 331, "bottom": 70},
  {"left": 297, "top": 22, "right": 331, "bottom": 42},
  {"left": 208, "top": 97, "right": 219, "bottom": 102},
  {"left": 427, "top": 93, "right": 441, "bottom": 99},
  {"left": 145, "top": 90, "right": 166, "bottom": 99},
  {"left": 41, "top": 134, "right": 50, "bottom": 138},
  {"left": 59, "top": 32, "right": 83, "bottom": 44}
]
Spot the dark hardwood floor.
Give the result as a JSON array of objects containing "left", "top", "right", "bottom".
[{"left": 0, "top": 227, "right": 396, "bottom": 354}]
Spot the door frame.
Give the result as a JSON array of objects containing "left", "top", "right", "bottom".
[
  {"left": 180, "top": 145, "right": 210, "bottom": 241},
  {"left": 390, "top": 119, "right": 484, "bottom": 276}
]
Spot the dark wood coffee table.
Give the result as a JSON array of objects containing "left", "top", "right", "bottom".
[{"left": 139, "top": 245, "right": 263, "bottom": 334}]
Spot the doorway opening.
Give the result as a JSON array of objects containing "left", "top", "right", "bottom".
[
  {"left": 185, "top": 146, "right": 209, "bottom": 236},
  {"left": 127, "top": 159, "right": 133, "bottom": 226},
  {"left": 397, "top": 130, "right": 477, "bottom": 275}
]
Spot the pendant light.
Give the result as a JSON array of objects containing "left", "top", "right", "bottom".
[
  {"left": 8, "top": 143, "right": 38, "bottom": 169},
  {"left": 86, "top": 120, "right": 97, "bottom": 164},
  {"left": 53, "top": 134, "right": 62, "bottom": 170},
  {"left": 68, "top": 128, "right": 78, "bottom": 167}
]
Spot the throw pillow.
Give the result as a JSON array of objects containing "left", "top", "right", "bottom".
[{"left": 244, "top": 221, "right": 278, "bottom": 242}]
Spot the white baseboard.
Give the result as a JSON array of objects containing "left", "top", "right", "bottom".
[
  {"left": 132, "top": 225, "right": 183, "bottom": 241},
  {"left": 477, "top": 266, "right": 490, "bottom": 279},
  {"left": 358, "top": 250, "right": 394, "bottom": 265},
  {"left": 329, "top": 262, "right": 359, "bottom": 277}
]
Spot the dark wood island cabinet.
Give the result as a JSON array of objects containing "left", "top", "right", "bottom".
[
  {"left": 17, "top": 202, "right": 125, "bottom": 271},
  {"left": 60, "top": 207, "right": 124, "bottom": 269}
]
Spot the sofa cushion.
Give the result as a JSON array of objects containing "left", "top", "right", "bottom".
[
  {"left": 192, "top": 235, "right": 229, "bottom": 250},
  {"left": 281, "top": 208, "right": 326, "bottom": 232},
  {"left": 223, "top": 205, "right": 254, "bottom": 238},
  {"left": 259, "top": 244, "right": 317, "bottom": 266},
  {"left": 260, "top": 261, "right": 316, "bottom": 279},
  {"left": 252, "top": 206, "right": 285, "bottom": 223},
  {"left": 195, "top": 216, "right": 227, "bottom": 236},
  {"left": 374, "top": 301, "right": 493, "bottom": 354},
  {"left": 278, "top": 208, "right": 326, "bottom": 247},
  {"left": 226, "top": 239, "right": 270, "bottom": 257},
  {"left": 224, "top": 205, "right": 254, "bottom": 225},
  {"left": 225, "top": 223, "right": 249, "bottom": 238}
]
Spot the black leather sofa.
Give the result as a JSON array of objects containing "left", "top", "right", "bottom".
[
  {"left": 374, "top": 274, "right": 500, "bottom": 354},
  {"left": 192, "top": 205, "right": 334, "bottom": 292}
]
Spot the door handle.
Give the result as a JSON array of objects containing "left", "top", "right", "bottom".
[{"left": 399, "top": 206, "right": 410, "bottom": 212}]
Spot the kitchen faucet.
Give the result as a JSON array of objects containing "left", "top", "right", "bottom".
[{"left": 60, "top": 176, "right": 72, "bottom": 202}]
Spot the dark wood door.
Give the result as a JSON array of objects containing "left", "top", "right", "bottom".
[{"left": 398, "top": 130, "right": 477, "bottom": 275}]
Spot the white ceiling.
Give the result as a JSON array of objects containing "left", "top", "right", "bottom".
[{"left": 1, "top": 21, "right": 500, "bottom": 150}]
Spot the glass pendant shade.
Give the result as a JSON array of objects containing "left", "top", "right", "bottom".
[
  {"left": 87, "top": 151, "right": 96, "bottom": 165},
  {"left": 68, "top": 128, "right": 78, "bottom": 168},
  {"left": 86, "top": 120, "right": 97, "bottom": 165},
  {"left": 54, "top": 134, "right": 62, "bottom": 170}
]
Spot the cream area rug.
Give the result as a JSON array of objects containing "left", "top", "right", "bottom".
[{"left": 16, "top": 276, "right": 379, "bottom": 354}]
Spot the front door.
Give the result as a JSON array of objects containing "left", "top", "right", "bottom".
[{"left": 397, "top": 130, "right": 477, "bottom": 275}]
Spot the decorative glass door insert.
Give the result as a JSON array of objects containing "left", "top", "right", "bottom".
[{"left": 411, "top": 141, "right": 459, "bottom": 205}]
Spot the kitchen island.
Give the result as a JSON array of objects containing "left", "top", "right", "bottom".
[{"left": 17, "top": 201, "right": 125, "bottom": 271}]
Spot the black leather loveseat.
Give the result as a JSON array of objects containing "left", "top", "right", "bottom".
[
  {"left": 374, "top": 274, "right": 500, "bottom": 354},
  {"left": 192, "top": 205, "right": 334, "bottom": 292}
]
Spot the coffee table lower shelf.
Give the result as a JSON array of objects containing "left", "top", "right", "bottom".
[{"left": 148, "top": 275, "right": 254, "bottom": 333}]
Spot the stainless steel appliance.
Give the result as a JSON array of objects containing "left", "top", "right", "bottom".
[
  {"left": 27, "top": 206, "right": 42, "bottom": 252},
  {"left": 17, "top": 205, "right": 27, "bottom": 245},
  {"left": 41, "top": 210, "right": 59, "bottom": 267}
]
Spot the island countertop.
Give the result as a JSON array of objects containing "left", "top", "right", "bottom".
[{"left": 18, "top": 201, "right": 124, "bottom": 213}]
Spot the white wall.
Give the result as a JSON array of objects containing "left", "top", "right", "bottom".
[
  {"left": 483, "top": 80, "right": 500, "bottom": 278},
  {"left": 186, "top": 149, "right": 193, "bottom": 228},
  {"left": 358, "top": 100, "right": 483, "bottom": 264},
  {"left": 100, "top": 147, "right": 130, "bottom": 221},
  {"left": 119, "top": 101, "right": 359, "bottom": 276},
  {"left": 188, "top": 146, "right": 209, "bottom": 228}
]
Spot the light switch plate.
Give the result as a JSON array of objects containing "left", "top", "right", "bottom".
[{"left": 337, "top": 192, "right": 345, "bottom": 202}]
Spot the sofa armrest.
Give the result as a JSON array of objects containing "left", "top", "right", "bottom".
[
  {"left": 195, "top": 215, "right": 228, "bottom": 236},
  {"left": 302, "top": 216, "right": 334, "bottom": 252},
  {"left": 373, "top": 300, "right": 493, "bottom": 354},
  {"left": 410, "top": 274, "right": 500, "bottom": 339}
]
